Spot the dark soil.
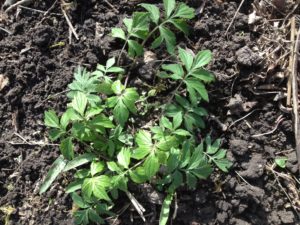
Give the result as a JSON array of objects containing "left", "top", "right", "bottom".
[{"left": 0, "top": 0, "right": 299, "bottom": 225}]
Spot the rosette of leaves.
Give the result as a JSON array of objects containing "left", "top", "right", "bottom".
[{"left": 140, "top": 0, "right": 195, "bottom": 53}]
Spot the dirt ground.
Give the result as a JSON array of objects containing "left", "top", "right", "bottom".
[{"left": 0, "top": 0, "right": 299, "bottom": 224}]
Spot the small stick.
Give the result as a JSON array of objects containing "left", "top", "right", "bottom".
[
  {"left": 44, "top": 0, "right": 58, "bottom": 16},
  {"left": 0, "top": 26, "right": 12, "bottom": 35},
  {"left": 225, "top": 0, "right": 246, "bottom": 35},
  {"left": 292, "top": 25, "right": 300, "bottom": 172},
  {"left": 18, "top": 5, "right": 46, "bottom": 13},
  {"left": 4, "top": 0, "right": 31, "bottom": 13},
  {"left": 228, "top": 109, "right": 259, "bottom": 129},
  {"left": 61, "top": 7, "right": 79, "bottom": 40},
  {"left": 287, "top": 17, "right": 295, "bottom": 106},
  {"left": 104, "top": 0, "right": 119, "bottom": 14},
  {"left": 235, "top": 171, "right": 254, "bottom": 187},
  {"left": 125, "top": 191, "right": 146, "bottom": 222}
]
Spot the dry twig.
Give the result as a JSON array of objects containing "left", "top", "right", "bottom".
[
  {"left": 4, "top": 0, "right": 31, "bottom": 13},
  {"left": 225, "top": 0, "right": 246, "bottom": 35},
  {"left": 61, "top": 4, "right": 79, "bottom": 40}
]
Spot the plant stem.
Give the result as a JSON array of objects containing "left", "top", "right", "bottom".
[{"left": 117, "top": 36, "right": 130, "bottom": 66}]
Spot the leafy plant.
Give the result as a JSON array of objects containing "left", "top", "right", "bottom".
[
  {"left": 112, "top": 0, "right": 195, "bottom": 60},
  {"left": 40, "top": 1, "right": 231, "bottom": 225}
]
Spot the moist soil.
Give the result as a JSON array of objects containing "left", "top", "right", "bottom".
[{"left": 0, "top": 0, "right": 299, "bottom": 225}]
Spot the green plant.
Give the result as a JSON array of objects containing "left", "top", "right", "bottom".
[
  {"left": 112, "top": 0, "right": 195, "bottom": 62},
  {"left": 40, "top": 1, "right": 231, "bottom": 225}
]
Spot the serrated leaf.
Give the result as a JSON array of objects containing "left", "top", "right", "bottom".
[
  {"left": 173, "top": 3, "right": 195, "bottom": 19},
  {"left": 107, "top": 161, "right": 123, "bottom": 173},
  {"left": 129, "top": 167, "right": 148, "bottom": 183},
  {"left": 185, "top": 78, "right": 209, "bottom": 102},
  {"left": 106, "top": 67, "right": 125, "bottom": 73},
  {"left": 160, "top": 116, "right": 173, "bottom": 130},
  {"left": 207, "top": 138, "right": 221, "bottom": 155},
  {"left": 61, "top": 108, "right": 82, "bottom": 129},
  {"left": 159, "top": 193, "right": 173, "bottom": 225},
  {"left": 157, "top": 136, "right": 178, "bottom": 151},
  {"left": 111, "top": 80, "right": 124, "bottom": 95},
  {"left": 48, "top": 129, "right": 64, "bottom": 141},
  {"left": 151, "top": 35, "right": 164, "bottom": 49},
  {"left": 123, "top": 88, "right": 139, "bottom": 114},
  {"left": 186, "top": 172, "right": 197, "bottom": 189},
  {"left": 91, "top": 161, "right": 105, "bottom": 176},
  {"left": 163, "top": 0, "right": 176, "bottom": 18},
  {"left": 167, "top": 148, "right": 180, "bottom": 173},
  {"left": 178, "top": 47, "right": 194, "bottom": 71},
  {"left": 128, "top": 40, "right": 144, "bottom": 57},
  {"left": 117, "top": 148, "right": 131, "bottom": 169},
  {"left": 140, "top": 3, "right": 160, "bottom": 24},
  {"left": 159, "top": 26, "right": 176, "bottom": 54},
  {"left": 144, "top": 155, "right": 159, "bottom": 179},
  {"left": 113, "top": 100, "right": 129, "bottom": 126},
  {"left": 173, "top": 112, "right": 183, "bottom": 129},
  {"left": 85, "top": 106, "right": 104, "bottom": 119},
  {"left": 169, "top": 19, "right": 189, "bottom": 35},
  {"left": 66, "top": 179, "right": 83, "bottom": 193},
  {"left": 90, "top": 114, "right": 115, "bottom": 129},
  {"left": 88, "top": 209, "right": 105, "bottom": 224},
  {"left": 169, "top": 170, "right": 183, "bottom": 191},
  {"left": 190, "top": 69, "right": 215, "bottom": 82},
  {"left": 190, "top": 164, "right": 212, "bottom": 179},
  {"left": 82, "top": 176, "right": 111, "bottom": 200},
  {"left": 173, "top": 129, "right": 190, "bottom": 136},
  {"left": 111, "top": 28, "right": 126, "bottom": 40},
  {"left": 71, "top": 192, "right": 89, "bottom": 209},
  {"left": 44, "top": 110, "right": 60, "bottom": 128},
  {"left": 214, "top": 159, "right": 232, "bottom": 172},
  {"left": 60, "top": 137, "right": 74, "bottom": 160},
  {"left": 162, "top": 64, "right": 184, "bottom": 79},
  {"left": 193, "top": 50, "right": 212, "bottom": 69},
  {"left": 39, "top": 156, "right": 67, "bottom": 194},
  {"left": 124, "top": 18, "right": 133, "bottom": 32},
  {"left": 133, "top": 130, "right": 153, "bottom": 159},
  {"left": 64, "top": 153, "right": 96, "bottom": 172},
  {"left": 72, "top": 92, "right": 88, "bottom": 116}
]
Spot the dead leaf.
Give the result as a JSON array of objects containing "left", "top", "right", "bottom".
[{"left": 0, "top": 74, "right": 9, "bottom": 91}]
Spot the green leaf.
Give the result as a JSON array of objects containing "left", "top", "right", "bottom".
[
  {"left": 91, "top": 161, "right": 105, "bottom": 176},
  {"left": 106, "top": 58, "right": 115, "bottom": 68},
  {"left": 214, "top": 159, "right": 232, "bottom": 172},
  {"left": 144, "top": 155, "right": 159, "bottom": 179},
  {"left": 173, "top": 129, "right": 190, "bottom": 136},
  {"left": 90, "top": 114, "right": 115, "bottom": 129},
  {"left": 63, "top": 153, "right": 96, "bottom": 172},
  {"left": 167, "top": 148, "right": 180, "bottom": 173},
  {"left": 128, "top": 40, "right": 144, "bottom": 57},
  {"left": 169, "top": 19, "right": 189, "bottom": 35},
  {"left": 107, "top": 161, "right": 123, "bottom": 173},
  {"left": 157, "top": 136, "right": 178, "bottom": 151},
  {"left": 151, "top": 35, "right": 164, "bottom": 49},
  {"left": 178, "top": 47, "right": 194, "bottom": 71},
  {"left": 190, "top": 165, "right": 213, "bottom": 179},
  {"left": 71, "top": 192, "right": 89, "bottom": 209},
  {"left": 159, "top": 26, "right": 176, "bottom": 54},
  {"left": 275, "top": 157, "right": 288, "bottom": 168},
  {"left": 162, "top": 64, "right": 184, "bottom": 79},
  {"left": 140, "top": 3, "right": 160, "bottom": 24},
  {"left": 74, "top": 210, "right": 89, "bottom": 225},
  {"left": 190, "top": 69, "right": 215, "bottom": 82},
  {"left": 111, "top": 80, "right": 124, "bottom": 95},
  {"left": 88, "top": 209, "right": 105, "bottom": 224},
  {"left": 72, "top": 92, "right": 88, "bottom": 116},
  {"left": 173, "top": 3, "right": 195, "bottom": 19},
  {"left": 117, "top": 148, "right": 131, "bottom": 169},
  {"left": 185, "top": 78, "right": 209, "bottom": 102},
  {"left": 48, "top": 129, "right": 64, "bottom": 141},
  {"left": 44, "top": 110, "right": 60, "bottom": 128},
  {"left": 207, "top": 138, "right": 221, "bottom": 154},
  {"left": 173, "top": 112, "right": 183, "bottom": 129},
  {"left": 124, "top": 18, "right": 133, "bottom": 32},
  {"left": 163, "top": 0, "right": 176, "bottom": 18},
  {"left": 123, "top": 88, "right": 139, "bottom": 114},
  {"left": 111, "top": 28, "right": 126, "bottom": 40},
  {"left": 160, "top": 116, "right": 173, "bottom": 130},
  {"left": 106, "top": 67, "right": 125, "bottom": 73},
  {"left": 159, "top": 193, "right": 174, "bottom": 225},
  {"left": 193, "top": 50, "right": 212, "bottom": 69},
  {"left": 66, "top": 179, "right": 83, "bottom": 193},
  {"left": 85, "top": 105, "right": 104, "bottom": 119},
  {"left": 61, "top": 108, "right": 82, "bottom": 129},
  {"left": 186, "top": 172, "right": 197, "bottom": 189},
  {"left": 60, "top": 137, "right": 74, "bottom": 160},
  {"left": 39, "top": 156, "right": 67, "bottom": 194},
  {"left": 82, "top": 176, "right": 111, "bottom": 200},
  {"left": 113, "top": 100, "right": 129, "bottom": 126},
  {"left": 129, "top": 167, "right": 147, "bottom": 183}
]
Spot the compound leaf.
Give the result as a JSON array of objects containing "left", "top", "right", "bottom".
[
  {"left": 60, "top": 137, "right": 74, "bottom": 160},
  {"left": 111, "top": 28, "right": 126, "bottom": 40},
  {"left": 44, "top": 110, "right": 60, "bottom": 129},
  {"left": 140, "top": 3, "right": 160, "bottom": 24}
]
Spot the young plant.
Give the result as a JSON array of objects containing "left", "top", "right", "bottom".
[
  {"left": 40, "top": 2, "right": 231, "bottom": 225},
  {"left": 112, "top": 0, "right": 195, "bottom": 62}
]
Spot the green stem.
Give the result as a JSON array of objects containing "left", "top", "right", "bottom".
[{"left": 117, "top": 36, "right": 130, "bottom": 66}]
